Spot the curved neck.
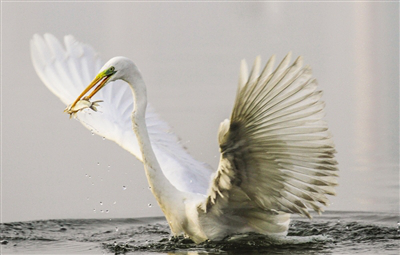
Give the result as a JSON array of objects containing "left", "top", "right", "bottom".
[{"left": 125, "top": 74, "right": 181, "bottom": 212}]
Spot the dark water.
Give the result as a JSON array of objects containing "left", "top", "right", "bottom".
[{"left": 1, "top": 211, "right": 399, "bottom": 254}]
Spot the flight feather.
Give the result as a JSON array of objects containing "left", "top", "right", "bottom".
[{"left": 199, "top": 54, "right": 338, "bottom": 235}]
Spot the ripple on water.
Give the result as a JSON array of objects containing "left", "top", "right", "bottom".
[{"left": 1, "top": 212, "right": 399, "bottom": 254}]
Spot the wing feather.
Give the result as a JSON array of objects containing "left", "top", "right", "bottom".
[
  {"left": 199, "top": 54, "right": 338, "bottom": 237},
  {"left": 31, "top": 34, "right": 213, "bottom": 194}
]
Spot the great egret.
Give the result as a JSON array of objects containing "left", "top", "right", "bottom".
[{"left": 31, "top": 34, "right": 338, "bottom": 243}]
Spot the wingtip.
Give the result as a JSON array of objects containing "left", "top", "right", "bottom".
[
  {"left": 30, "top": 33, "right": 42, "bottom": 48},
  {"left": 293, "top": 55, "right": 304, "bottom": 67},
  {"left": 43, "top": 33, "right": 55, "bottom": 42},
  {"left": 238, "top": 59, "right": 249, "bottom": 89},
  {"left": 248, "top": 56, "right": 262, "bottom": 84},
  {"left": 31, "top": 33, "right": 40, "bottom": 41},
  {"left": 240, "top": 59, "right": 248, "bottom": 74},
  {"left": 286, "top": 51, "right": 292, "bottom": 59},
  {"left": 269, "top": 54, "right": 276, "bottom": 63}
]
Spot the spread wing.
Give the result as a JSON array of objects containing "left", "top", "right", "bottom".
[
  {"left": 30, "top": 34, "right": 213, "bottom": 194},
  {"left": 200, "top": 53, "right": 338, "bottom": 224}
]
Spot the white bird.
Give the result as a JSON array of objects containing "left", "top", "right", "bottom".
[{"left": 31, "top": 34, "right": 338, "bottom": 243}]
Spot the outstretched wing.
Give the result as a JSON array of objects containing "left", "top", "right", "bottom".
[
  {"left": 200, "top": 53, "right": 338, "bottom": 228},
  {"left": 30, "top": 34, "right": 213, "bottom": 194}
]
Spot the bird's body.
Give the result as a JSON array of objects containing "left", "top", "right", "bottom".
[{"left": 31, "top": 34, "right": 338, "bottom": 243}]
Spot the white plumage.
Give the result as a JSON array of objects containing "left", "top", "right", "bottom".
[{"left": 30, "top": 34, "right": 338, "bottom": 243}]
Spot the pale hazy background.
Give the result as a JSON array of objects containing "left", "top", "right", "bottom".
[{"left": 2, "top": 1, "right": 399, "bottom": 223}]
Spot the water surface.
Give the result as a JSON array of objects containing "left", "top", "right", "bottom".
[{"left": 1, "top": 211, "right": 399, "bottom": 254}]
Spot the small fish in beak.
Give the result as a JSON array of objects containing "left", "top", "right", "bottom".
[{"left": 64, "top": 99, "right": 103, "bottom": 118}]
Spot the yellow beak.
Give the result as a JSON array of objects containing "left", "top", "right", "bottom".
[{"left": 69, "top": 74, "right": 110, "bottom": 109}]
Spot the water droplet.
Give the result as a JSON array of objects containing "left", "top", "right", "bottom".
[
  {"left": 93, "top": 209, "right": 96, "bottom": 212},
  {"left": 148, "top": 203, "right": 152, "bottom": 207},
  {"left": 85, "top": 174, "right": 88, "bottom": 177},
  {"left": 91, "top": 183, "right": 94, "bottom": 186},
  {"left": 100, "top": 210, "right": 104, "bottom": 213},
  {"left": 113, "top": 201, "right": 117, "bottom": 204},
  {"left": 88, "top": 175, "right": 91, "bottom": 179},
  {"left": 122, "top": 186, "right": 127, "bottom": 190},
  {"left": 102, "top": 137, "right": 105, "bottom": 140},
  {"left": 115, "top": 227, "right": 119, "bottom": 232},
  {"left": 91, "top": 130, "right": 94, "bottom": 135},
  {"left": 97, "top": 162, "right": 100, "bottom": 166},
  {"left": 106, "top": 210, "right": 109, "bottom": 213},
  {"left": 148, "top": 186, "right": 151, "bottom": 189},
  {"left": 87, "top": 197, "right": 89, "bottom": 201},
  {"left": 101, "top": 178, "right": 103, "bottom": 181},
  {"left": 100, "top": 202, "right": 103, "bottom": 206}
]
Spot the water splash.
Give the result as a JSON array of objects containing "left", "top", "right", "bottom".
[{"left": 0, "top": 212, "right": 398, "bottom": 254}]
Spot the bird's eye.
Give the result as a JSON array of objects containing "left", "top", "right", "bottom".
[{"left": 105, "top": 66, "right": 116, "bottom": 76}]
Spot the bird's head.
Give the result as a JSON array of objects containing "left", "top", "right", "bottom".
[
  {"left": 68, "top": 57, "right": 139, "bottom": 111},
  {"left": 99, "top": 56, "right": 139, "bottom": 83}
]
